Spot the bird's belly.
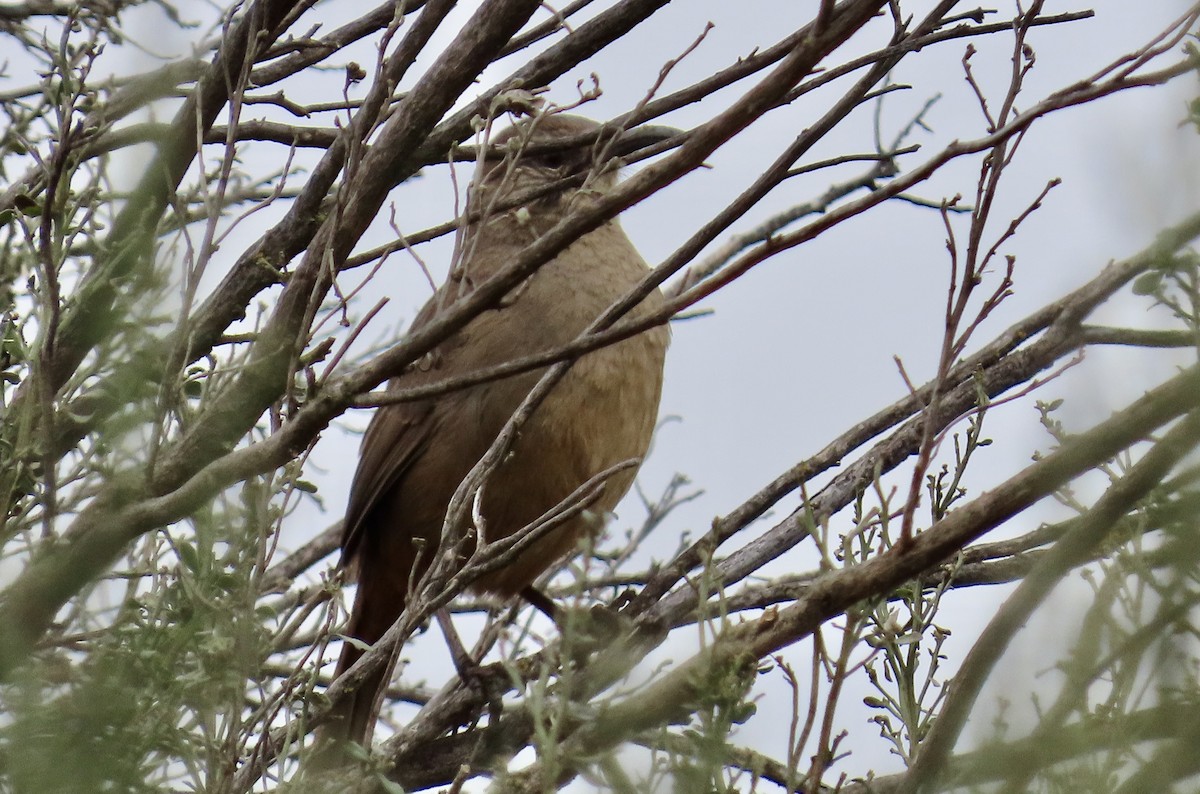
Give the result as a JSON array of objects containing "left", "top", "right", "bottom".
[{"left": 469, "top": 328, "right": 666, "bottom": 596}]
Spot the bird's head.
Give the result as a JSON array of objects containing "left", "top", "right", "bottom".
[{"left": 472, "top": 113, "right": 680, "bottom": 211}]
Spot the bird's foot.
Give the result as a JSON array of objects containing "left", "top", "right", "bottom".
[
  {"left": 558, "top": 602, "right": 633, "bottom": 650},
  {"left": 519, "top": 586, "right": 633, "bottom": 650}
]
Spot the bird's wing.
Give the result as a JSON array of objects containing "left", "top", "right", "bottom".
[
  {"left": 339, "top": 296, "right": 448, "bottom": 564},
  {"left": 339, "top": 397, "right": 436, "bottom": 565}
]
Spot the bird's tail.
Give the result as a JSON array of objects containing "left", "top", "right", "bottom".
[{"left": 321, "top": 571, "right": 401, "bottom": 749}]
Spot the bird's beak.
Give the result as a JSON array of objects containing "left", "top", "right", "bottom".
[{"left": 610, "top": 124, "right": 685, "bottom": 159}]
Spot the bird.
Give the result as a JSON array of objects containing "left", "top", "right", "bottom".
[{"left": 327, "top": 113, "right": 674, "bottom": 746}]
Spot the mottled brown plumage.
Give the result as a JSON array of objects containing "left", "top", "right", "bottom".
[{"left": 330, "top": 115, "right": 671, "bottom": 745}]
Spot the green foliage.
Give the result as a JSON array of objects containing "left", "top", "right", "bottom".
[{"left": 3, "top": 487, "right": 278, "bottom": 791}]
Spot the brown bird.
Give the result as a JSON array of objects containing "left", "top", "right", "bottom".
[{"left": 329, "top": 114, "right": 673, "bottom": 745}]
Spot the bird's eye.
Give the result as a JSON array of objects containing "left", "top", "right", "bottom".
[{"left": 537, "top": 151, "right": 568, "bottom": 170}]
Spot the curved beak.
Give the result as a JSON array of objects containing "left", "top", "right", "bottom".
[{"left": 610, "top": 123, "right": 685, "bottom": 159}]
